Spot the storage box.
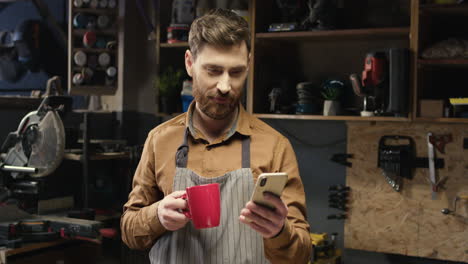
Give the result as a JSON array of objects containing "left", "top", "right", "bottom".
[{"left": 419, "top": 100, "right": 444, "bottom": 118}]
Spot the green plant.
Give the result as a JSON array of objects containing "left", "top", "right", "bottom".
[
  {"left": 321, "top": 80, "right": 344, "bottom": 100},
  {"left": 156, "top": 67, "right": 184, "bottom": 97}
]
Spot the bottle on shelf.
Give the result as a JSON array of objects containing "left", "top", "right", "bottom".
[
  {"left": 95, "top": 37, "right": 107, "bottom": 49},
  {"left": 105, "top": 66, "right": 117, "bottom": 85},
  {"left": 73, "top": 13, "right": 88, "bottom": 29},
  {"left": 98, "top": 52, "right": 111, "bottom": 67},
  {"left": 82, "top": 67, "right": 95, "bottom": 83},
  {"left": 90, "top": 0, "right": 99, "bottom": 9},
  {"left": 106, "top": 40, "right": 117, "bottom": 50},
  {"left": 86, "top": 15, "right": 97, "bottom": 29},
  {"left": 73, "top": 0, "right": 84, "bottom": 8},
  {"left": 108, "top": 0, "right": 117, "bottom": 9},
  {"left": 97, "top": 14, "right": 111, "bottom": 29},
  {"left": 99, "top": 0, "right": 108, "bottom": 8},
  {"left": 74, "top": 50, "right": 87, "bottom": 67},
  {"left": 83, "top": 31, "right": 97, "bottom": 48},
  {"left": 73, "top": 72, "right": 85, "bottom": 85},
  {"left": 83, "top": 0, "right": 91, "bottom": 7}
]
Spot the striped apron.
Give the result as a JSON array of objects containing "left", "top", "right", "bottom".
[{"left": 149, "top": 129, "right": 268, "bottom": 264}]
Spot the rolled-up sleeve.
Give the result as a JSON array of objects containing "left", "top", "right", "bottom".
[{"left": 120, "top": 130, "right": 167, "bottom": 249}]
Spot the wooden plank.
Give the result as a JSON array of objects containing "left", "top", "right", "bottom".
[
  {"left": 418, "top": 59, "right": 468, "bottom": 66},
  {"left": 68, "top": 86, "right": 117, "bottom": 95},
  {"left": 256, "top": 27, "right": 409, "bottom": 41},
  {"left": 410, "top": 0, "right": 420, "bottom": 120},
  {"left": 255, "top": 113, "right": 410, "bottom": 122},
  {"left": 345, "top": 121, "right": 468, "bottom": 262},
  {"left": 246, "top": 0, "right": 256, "bottom": 114},
  {"left": 0, "top": 97, "right": 41, "bottom": 109},
  {"left": 160, "top": 42, "right": 189, "bottom": 48},
  {"left": 6, "top": 239, "right": 73, "bottom": 257}
]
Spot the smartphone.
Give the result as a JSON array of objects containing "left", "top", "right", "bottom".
[{"left": 250, "top": 172, "right": 288, "bottom": 209}]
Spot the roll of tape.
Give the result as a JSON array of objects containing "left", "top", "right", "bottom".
[
  {"left": 74, "top": 51, "right": 87, "bottom": 66},
  {"left": 98, "top": 52, "right": 111, "bottom": 67}
]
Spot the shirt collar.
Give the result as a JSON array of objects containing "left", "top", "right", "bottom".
[{"left": 184, "top": 101, "right": 253, "bottom": 141}]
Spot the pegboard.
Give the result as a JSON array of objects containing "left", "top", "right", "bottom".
[{"left": 345, "top": 122, "right": 468, "bottom": 262}]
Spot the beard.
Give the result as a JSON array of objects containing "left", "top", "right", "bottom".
[{"left": 193, "top": 86, "right": 240, "bottom": 120}]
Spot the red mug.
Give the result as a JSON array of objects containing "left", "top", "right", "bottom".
[{"left": 181, "top": 183, "right": 221, "bottom": 229}]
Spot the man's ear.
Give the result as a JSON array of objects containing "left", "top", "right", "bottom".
[
  {"left": 185, "top": 50, "right": 194, "bottom": 77},
  {"left": 247, "top": 52, "right": 251, "bottom": 72}
]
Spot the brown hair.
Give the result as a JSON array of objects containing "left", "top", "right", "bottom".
[{"left": 188, "top": 8, "right": 250, "bottom": 59}]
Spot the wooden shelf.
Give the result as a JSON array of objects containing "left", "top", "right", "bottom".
[
  {"left": 6, "top": 239, "right": 73, "bottom": 257},
  {"left": 68, "top": 85, "right": 117, "bottom": 95},
  {"left": 255, "top": 27, "right": 410, "bottom": 41},
  {"left": 414, "top": 117, "right": 468, "bottom": 123},
  {"left": 160, "top": 42, "right": 189, "bottom": 48},
  {"left": 73, "top": 28, "right": 117, "bottom": 36},
  {"left": 418, "top": 58, "right": 468, "bottom": 66},
  {"left": 0, "top": 96, "right": 42, "bottom": 109},
  {"left": 73, "top": 48, "right": 116, "bottom": 53},
  {"left": 420, "top": 3, "right": 468, "bottom": 14},
  {"left": 73, "top": 8, "right": 117, "bottom": 15},
  {"left": 254, "top": 113, "right": 410, "bottom": 122},
  {"left": 64, "top": 152, "right": 130, "bottom": 161}
]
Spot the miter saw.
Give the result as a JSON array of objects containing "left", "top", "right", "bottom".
[{"left": 0, "top": 76, "right": 72, "bottom": 203}]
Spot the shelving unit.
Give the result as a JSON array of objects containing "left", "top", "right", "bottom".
[
  {"left": 248, "top": 0, "right": 411, "bottom": 121},
  {"left": 412, "top": 0, "right": 468, "bottom": 122},
  {"left": 152, "top": 0, "right": 467, "bottom": 123},
  {"left": 68, "top": 1, "right": 123, "bottom": 96}
]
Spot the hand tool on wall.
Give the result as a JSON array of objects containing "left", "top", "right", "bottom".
[
  {"left": 328, "top": 185, "right": 350, "bottom": 217},
  {"left": 378, "top": 135, "right": 414, "bottom": 192},
  {"left": 428, "top": 134, "right": 452, "bottom": 154},
  {"left": 441, "top": 194, "right": 468, "bottom": 215},
  {"left": 427, "top": 133, "right": 438, "bottom": 199},
  {"left": 326, "top": 213, "right": 346, "bottom": 220}
]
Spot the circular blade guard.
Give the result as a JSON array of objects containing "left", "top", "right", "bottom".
[{"left": 27, "top": 111, "right": 65, "bottom": 177}]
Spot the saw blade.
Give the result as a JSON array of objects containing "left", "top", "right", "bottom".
[{"left": 27, "top": 111, "right": 65, "bottom": 177}]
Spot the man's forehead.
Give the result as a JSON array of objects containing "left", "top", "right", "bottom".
[{"left": 195, "top": 42, "right": 249, "bottom": 62}]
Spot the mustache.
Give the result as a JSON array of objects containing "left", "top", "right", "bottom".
[{"left": 210, "top": 91, "right": 232, "bottom": 99}]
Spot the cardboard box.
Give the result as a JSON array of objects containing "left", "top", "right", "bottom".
[{"left": 419, "top": 100, "right": 444, "bottom": 118}]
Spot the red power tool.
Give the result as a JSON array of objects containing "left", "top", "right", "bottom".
[{"left": 350, "top": 52, "right": 387, "bottom": 116}]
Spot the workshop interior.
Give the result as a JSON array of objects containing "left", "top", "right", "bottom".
[{"left": 0, "top": 0, "right": 467, "bottom": 263}]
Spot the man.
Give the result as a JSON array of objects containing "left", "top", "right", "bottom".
[{"left": 121, "top": 8, "right": 311, "bottom": 264}]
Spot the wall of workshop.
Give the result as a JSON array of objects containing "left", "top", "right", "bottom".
[{"left": 0, "top": 2, "right": 464, "bottom": 264}]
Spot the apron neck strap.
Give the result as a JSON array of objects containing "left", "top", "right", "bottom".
[{"left": 175, "top": 128, "right": 251, "bottom": 169}]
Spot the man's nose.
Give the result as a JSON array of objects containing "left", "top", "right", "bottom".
[{"left": 216, "top": 74, "right": 231, "bottom": 94}]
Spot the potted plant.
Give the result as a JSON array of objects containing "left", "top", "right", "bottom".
[
  {"left": 155, "top": 67, "right": 183, "bottom": 113},
  {"left": 321, "top": 79, "right": 344, "bottom": 116}
]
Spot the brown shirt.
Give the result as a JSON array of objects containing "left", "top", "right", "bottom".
[{"left": 121, "top": 103, "right": 311, "bottom": 263}]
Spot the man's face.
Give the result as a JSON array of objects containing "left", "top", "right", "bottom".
[{"left": 185, "top": 42, "right": 249, "bottom": 120}]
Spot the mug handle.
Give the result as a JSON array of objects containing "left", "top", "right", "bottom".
[{"left": 180, "top": 193, "right": 191, "bottom": 219}]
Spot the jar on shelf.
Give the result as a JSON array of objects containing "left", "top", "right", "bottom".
[
  {"left": 83, "top": 31, "right": 97, "bottom": 48},
  {"left": 74, "top": 50, "right": 87, "bottom": 66}
]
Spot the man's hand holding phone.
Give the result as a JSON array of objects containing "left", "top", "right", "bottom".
[{"left": 239, "top": 173, "right": 289, "bottom": 238}]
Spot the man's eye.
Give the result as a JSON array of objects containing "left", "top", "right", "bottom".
[
  {"left": 230, "top": 70, "right": 243, "bottom": 76},
  {"left": 207, "top": 69, "right": 221, "bottom": 75}
]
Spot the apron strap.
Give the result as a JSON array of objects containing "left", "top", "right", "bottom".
[
  {"left": 175, "top": 128, "right": 251, "bottom": 169},
  {"left": 175, "top": 128, "right": 189, "bottom": 168},
  {"left": 241, "top": 135, "right": 251, "bottom": 168}
]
